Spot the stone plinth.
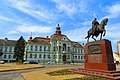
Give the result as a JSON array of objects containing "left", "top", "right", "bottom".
[{"left": 85, "top": 39, "right": 116, "bottom": 71}]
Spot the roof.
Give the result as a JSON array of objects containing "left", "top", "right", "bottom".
[
  {"left": 28, "top": 36, "right": 84, "bottom": 48},
  {"left": 50, "top": 34, "right": 69, "bottom": 41},
  {"left": 0, "top": 39, "right": 17, "bottom": 46},
  {"left": 28, "top": 37, "right": 50, "bottom": 45},
  {"left": 72, "top": 41, "right": 84, "bottom": 48}
]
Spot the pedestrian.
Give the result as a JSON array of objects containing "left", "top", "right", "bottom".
[{"left": 116, "top": 61, "right": 119, "bottom": 65}]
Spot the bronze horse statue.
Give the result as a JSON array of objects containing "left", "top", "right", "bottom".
[{"left": 85, "top": 18, "right": 108, "bottom": 42}]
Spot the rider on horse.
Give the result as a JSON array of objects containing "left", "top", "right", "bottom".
[{"left": 92, "top": 18, "right": 99, "bottom": 34}]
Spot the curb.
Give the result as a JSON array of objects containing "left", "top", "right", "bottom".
[{"left": 0, "top": 66, "right": 45, "bottom": 72}]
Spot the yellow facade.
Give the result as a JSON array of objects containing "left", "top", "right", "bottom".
[
  {"left": 113, "top": 52, "right": 120, "bottom": 62},
  {"left": 118, "top": 41, "right": 120, "bottom": 55}
]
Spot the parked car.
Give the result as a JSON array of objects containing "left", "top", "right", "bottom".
[
  {"left": 23, "top": 61, "right": 38, "bottom": 64},
  {"left": 29, "top": 61, "right": 38, "bottom": 64},
  {"left": 0, "top": 61, "right": 4, "bottom": 64},
  {"left": 23, "top": 61, "right": 30, "bottom": 64}
]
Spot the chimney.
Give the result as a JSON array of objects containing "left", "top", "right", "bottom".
[{"left": 47, "top": 36, "right": 49, "bottom": 38}]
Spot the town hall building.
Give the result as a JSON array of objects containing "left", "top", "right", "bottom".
[{"left": 25, "top": 24, "right": 85, "bottom": 63}]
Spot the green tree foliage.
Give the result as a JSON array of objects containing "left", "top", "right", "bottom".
[
  {"left": 0, "top": 52, "right": 3, "bottom": 56},
  {"left": 14, "top": 36, "right": 25, "bottom": 63}
]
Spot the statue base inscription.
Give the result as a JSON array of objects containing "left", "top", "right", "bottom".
[{"left": 85, "top": 39, "right": 116, "bottom": 71}]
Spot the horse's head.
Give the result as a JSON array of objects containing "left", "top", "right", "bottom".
[{"left": 100, "top": 18, "right": 108, "bottom": 26}]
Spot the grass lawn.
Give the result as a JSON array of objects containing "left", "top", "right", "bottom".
[
  {"left": 22, "top": 68, "right": 85, "bottom": 80},
  {"left": 0, "top": 63, "right": 44, "bottom": 71},
  {"left": 47, "top": 69, "right": 77, "bottom": 76}
]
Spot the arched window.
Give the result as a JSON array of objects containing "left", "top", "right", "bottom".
[{"left": 63, "top": 43, "right": 66, "bottom": 51}]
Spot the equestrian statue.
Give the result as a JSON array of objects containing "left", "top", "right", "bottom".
[{"left": 85, "top": 18, "right": 108, "bottom": 42}]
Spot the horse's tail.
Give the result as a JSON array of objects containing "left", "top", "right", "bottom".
[{"left": 85, "top": 36, "right": 88, "bottom": 39}]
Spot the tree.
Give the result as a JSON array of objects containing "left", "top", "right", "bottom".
[
  {"left": 0, "top": 52, "right": 3, "bottom": 56},
  {"left": 14, "top": 36, "right": 25, "bottom": 63}
]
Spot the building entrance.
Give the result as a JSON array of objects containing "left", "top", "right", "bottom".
[{"left": 62, "top": 55, "right": 66, "bottom": 64}]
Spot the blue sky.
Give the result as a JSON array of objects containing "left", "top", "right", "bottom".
[{"left": 0, "top": 0, "right": 120, "bottom": 52}]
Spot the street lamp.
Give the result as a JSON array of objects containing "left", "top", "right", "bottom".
[{"left": 43, "top": 46, "right": 46, "bottom": 65}]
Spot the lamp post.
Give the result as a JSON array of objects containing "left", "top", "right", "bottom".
[{"left": 43, "top": 46, "right": 45, "bottom": 65}]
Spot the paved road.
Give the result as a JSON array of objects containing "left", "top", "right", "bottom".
[
  {"left": 0, "top": 64, "right": 120, "bottom": 80},
  {"left": 0, "top": 64, "right": 83, "bottom": 80}
]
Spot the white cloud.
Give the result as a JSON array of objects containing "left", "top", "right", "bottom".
[
  {"left": 51, "top": 0, "right": 88, "bottom": 16},
  {"left": 7, "top": 31, "right": 18, "bottom": 34},
  {"left": 7, "top": 0, "right": 54, "bottom": 22},
  {"left": 17, "top": 25, "right": 52, "bottom": 33},
  {"left": 64, "top": 27, "right": 89, "bottom": 42},
  {"left": 105, "top": 23, "right": 120, "bottom": 39},
  {"left": 0, "top": 15, "right": 22, "bottom": 24},
  {"left": 8, "top": 24, "right": 53, "bottom": 34},
  {"left": 105, "top": 3, "right": 120, "bottom": 18}
]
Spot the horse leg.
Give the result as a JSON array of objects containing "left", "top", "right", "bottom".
[
  {"left": 103, "top": 30, "right": 106, "bottom": 36},
  {"left": 85, "top": 31, "right": 91, "bottom": 42},
  {"left": 100, "top": 33, "right": 102, "bottom": 40},
  {"left": 92, "top": 35, "right": 96, "bottom": 41},
  {"left": 87, "top": 37, "right": 89, "bottom": 42}
]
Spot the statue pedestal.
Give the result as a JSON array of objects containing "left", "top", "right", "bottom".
[
  {"left": 85, "top": 39, "right": 116, "bottom": 71},
  {"left": 69, "top": 40, "right": 120, "bottom": 80}
]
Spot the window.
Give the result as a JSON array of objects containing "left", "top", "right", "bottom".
[
  {"left": 44, "top": 46, "right": 46, "bottom": 51},
  {"left": 53, "top": 55, "right": 56, "bottom": 59},
  {"left": 35, "top": 45, "right": 38, "bottom": 51},
  {"left": 30, "top": 54, "right": 32, "bottom": 58},
  {"left": 81, "top": 56, "right": 83, "bottom": 59},
  {"left": 67, "top": 55, "right": 70, "bottom": 59},
  {"left": 78, "top": 49, "right": 80, "bottom": 53},
  {"left": 78, "top": 56, "right": 80, "bottom": 59},
  {"left": 30, "top": 45, "right": 33, "bottom": 51},
  {"left": 39, "top": 46, "right": 42, "bottom": 51},
  {"left": 43, "top": 54, "right": 46, "bottom": 59},
  {"left": 81, "top": 49, "right": 82, "bottom": 54},
  {"left": 59, "top": 55, "right": 61, "bottom": 59},
  {"left": 68, "top": 47, "right": 70, "bottom": 52},
  {"left": 74, "top": 55, "right": 77, "bottom": 59},
  {"left": 63, "top": 43, "right": 66, "bottom": 51},
  {"left": 39, "top": 54, "right": 41, "bottom": 58},
  {"left": 34, "top": 54, "right": 37, "bottom": 58},
  {"left": 59, "top": 46, "right": 62, "bottom": 52},
  {"left": 8, "top": 55, "right": 11, "bottom": 58},
  {"left": 48, "top": 47, "right": 50, "bottom": 51},
  {"left": 5, "top": 47, "right": 7, "bottom": 52},
  {"left": 48, "top": 55, "right": 50, "bottom": 59},
  {"left": 53, "top": 47, "right": 55, "bottom": 51},
  {"left": 75, "top": 48, "right": 77, "bottom": 53},
  {"left": 9, "top": 47, "right": 12, "bottom": 52},
  {"left": 4, "top": 55, "right": 6, "bottom": 58},
  {"left": 0, "top": 47, "right": 3, "bottom": 52}
]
